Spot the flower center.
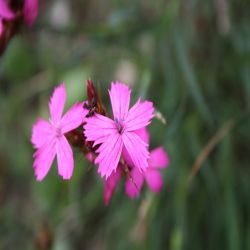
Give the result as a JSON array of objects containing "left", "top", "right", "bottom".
[
  {"left": 114, "top": 118, "right": 124, "bottom": 134},
  {"left": 55, "top": 126, "right": 62, "bottom": 138}
]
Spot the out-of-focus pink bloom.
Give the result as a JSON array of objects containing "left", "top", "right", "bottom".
[
  {"left": 103, "top": 166, "right": 122, "bottom": 205},
  {"left": 84, "top": 82, "right": 154, "bottom": 179},
  {"left": 125, "top": 129, "right": 170, "bottom": 198},
  {"left": 31, "top": 83, "right": 87, "bottom": 181},
  {"left": 23, "top": 0, "right": 38, "bottom": 26},
  {"left": 0, "top": 0, "right": 15, "bottom": 36}
]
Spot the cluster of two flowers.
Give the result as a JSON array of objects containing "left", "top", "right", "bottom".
[{"left": 31, "top": 81, "right": 169, "bottom": 204}]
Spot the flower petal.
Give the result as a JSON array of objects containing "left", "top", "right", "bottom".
[
  {"left": 61, "top": 102, "right": 87, "bottom": 133},
  {"left": 136, "top": 127, "right": 150, "bottom": 144},
  {"left": 33, "top": 138, "right": 56, "bottom": 181},
  {"left": 23, "top": 0, "right": 38, "bottom": 26},
  {"left": 125, "top": 167, "right": 144, "bottom": 198},
  {"left": 0, "top": 0, "right": 15, "bottom": 19},
  {"left": 109, "top": 82, "right": 131, "bottom": 120},
  {"left": 104, "top": 166, "right": 122, "bottom": 205},
  {"left": 56, "top": 135, "right": 74, "bottom": 180},
  {"left": 95, "top": 132, "right": 123, "bottom": 179},
  {"left": 122, "top": 131, "right": 149, "bottom": 172},
  {"left": 49, "top": 83, "right": 66, "bottom": 125},
  {"left": 122, "top": 128, "right": 150, "bottom": 167},
  {"left": 145, "top": 169, "right": 163, "bottom": 193},
  {"left": 148, "top": 147, "right": 170, "bottom": 169},
  {"left": 122, "top": 146, "right": 133, "bottom": 168},
  {"left": 125, "top": 99, "right": 154, "bottom": 132},
  {"left": 31, "top": 118, "right": 54, "bottom": 148},
  {"left": 84, "top": 114, "right": 116, "bottom": 146}
]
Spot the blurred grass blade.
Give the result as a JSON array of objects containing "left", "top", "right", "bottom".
[{"left": 173, "top": 29, "right": 213, "bottom": 126}]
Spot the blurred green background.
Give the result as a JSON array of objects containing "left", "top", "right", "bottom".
[{"left": 1, "top": 0, "right": 250, "bottom": 249}]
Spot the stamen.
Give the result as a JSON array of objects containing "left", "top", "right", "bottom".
[
  {"left": 55, "top": 127, "right": 62, "bottom": 137},
  {"left": 114, "top": 117, "right": 124, "bottom": 134}
]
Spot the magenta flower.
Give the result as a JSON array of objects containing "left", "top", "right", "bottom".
[
  {"left": 0, "top": 0, "right": 15, "bottom": 36},
  {"left": 23, "top": 0, "right": 38, "bottom": 26},
  {"left": 125, "top": 129, "right": 170, "bottom": 198},
  {"left": 84, "top": 82, "right": 154, "bottom": 179},
  {"left": 31, "top": 83, "right": 87, "bottom": 181}
]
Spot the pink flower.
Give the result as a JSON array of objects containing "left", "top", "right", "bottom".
[
  {"left": 125, "top": 128, "right": 170, "bottom": 198},
  {"left": 31, "top": 83, "right": 87, "bottom": 181},
  {"left": 84, "top": 82, "right": 154, "bottom": 179},
  {"left": 23, "top": 0, "right": 38, "bottom": 26},
  {"left": 0, "top": 0, "right": 15, "bottom": 36}
]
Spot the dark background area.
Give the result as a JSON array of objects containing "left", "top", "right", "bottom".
[{"left": 0, "top": 0, "right": 250, "bottom": 249}]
